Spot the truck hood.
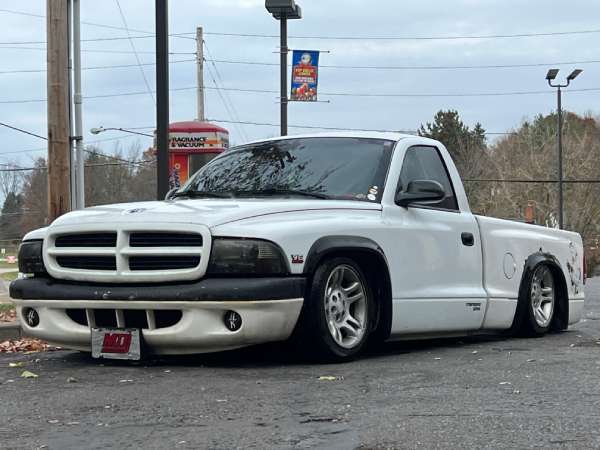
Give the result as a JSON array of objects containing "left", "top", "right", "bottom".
[{"left": 49, "top": 199, "right": 382, "bottom": 229}]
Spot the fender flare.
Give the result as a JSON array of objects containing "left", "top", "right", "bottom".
[
  {"left": 513, "top": 251, "right": 569, "bottom": 331},
  {"left": 303, "top": 235, "right": 393, "bottom": 341}
]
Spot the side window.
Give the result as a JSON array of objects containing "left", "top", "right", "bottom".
[{"left": 398, "top": 146, "right": 459, "bottom": 211}]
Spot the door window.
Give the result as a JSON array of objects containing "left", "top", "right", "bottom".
[{"left": 398, "top": 146, "right": 458, "bottom": 211}]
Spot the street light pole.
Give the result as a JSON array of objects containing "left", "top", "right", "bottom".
[
  {"left": 546, "top": 68, "right": 583, "bottom": 230},
  {"left": 557, "top": 85, "right": 563, "bottom": 230},
  {"left": 265, "top": 0, "right": 302, "bottom": 137},
  {"left": 280, "top": 18, "right": 288, "bottom": 136},
  {"left": 90, "top": 127, "right": 154, "bottom": 138}
]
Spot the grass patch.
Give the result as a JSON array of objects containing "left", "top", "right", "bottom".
[
  {"left": 0, "top": 258, "right": 18, "bottom": 270},
  {"left": 0, "top": 303, "right": 14, "bottom": 313},
  {"left": 0, "top": 271, "right": 17, "bottom": 282}
]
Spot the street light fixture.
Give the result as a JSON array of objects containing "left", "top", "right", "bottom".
[
  {"left": 265, "top": 0, "right": 302, "bottom": 136},
  {"left": 90, "top": 126, "right": 153, "bottom": 138},
  {"left": 546, "top": 68, "right": 583, "bottom": 230}
]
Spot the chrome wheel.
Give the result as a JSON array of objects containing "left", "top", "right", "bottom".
[
  {"left": 324, "top": 264, "right": 368, "bottom": 349},
  {"left": 530, "top": 265, "right": 554, "bottom": 328}
]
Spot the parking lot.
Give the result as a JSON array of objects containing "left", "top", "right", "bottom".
[{"left": 1, "top": 279, "right": 599, "bottom": 450}]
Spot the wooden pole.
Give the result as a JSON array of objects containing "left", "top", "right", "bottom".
[
  {"left": 196, "top": 27, "right": 205, "bottom": 122},
  {"left": 47, "top": 0, "right": 71, "bottom": 220}
]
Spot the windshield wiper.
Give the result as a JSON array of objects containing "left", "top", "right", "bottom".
[
  {"left": 233, "top": 188, "right": 330, "bottom": 199},
  {"left": 172, "top": 190, "right": 233, "bottom": 199}
]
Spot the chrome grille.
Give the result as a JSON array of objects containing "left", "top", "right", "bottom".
[{"left": 44, "top": 224, "right": 211, "bottom": 283}]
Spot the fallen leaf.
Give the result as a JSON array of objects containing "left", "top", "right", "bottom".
[
  {"left": 318, "top": 376, "right": 338, "bottom": 381},
  {"left": 21, "top": 370, "right": 38, "bottom": 378},
  {"left": 0, "top": 308, "right": 16, "bottom": 322},
  {"left": 499, "top": 381, "right": 511, "bottom": 385},
  {"left": 471, "top": 351, "right": 478, "bottom": 354},
  {"left": 0, "top": 338, "right": 54, "bottom": 353},
  {"left": 526, "top": 359, "right": 536, "bottom": 363},
  {"left": 8, "top": 362, "right": 24, "bottom": 368},
  {"left": 67, "top": 377, "right": 78, "bottom": 383},
  {"left": 119, "top": 379, "right": 133, "bottom": 383},
  {"left": 433, "top": 357, "right": 441, "bottom": 360},
  {"left": 47, "top": 419, "right": 59, "bottom": 424}
]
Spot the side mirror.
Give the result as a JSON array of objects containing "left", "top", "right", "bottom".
[
  {"left": 395, "top": 180, "right": 446, "bottom": 207},
  {"left": 165, "top": 188, "right": 178, "bottom": 200}
]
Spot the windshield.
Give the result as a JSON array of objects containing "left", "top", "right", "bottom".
[{"left": 181, "top": 137, "right": 395, "bottom": 202}]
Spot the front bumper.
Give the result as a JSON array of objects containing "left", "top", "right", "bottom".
[{"left": 10, "top": 277, "right": 305, "bottom": 355}]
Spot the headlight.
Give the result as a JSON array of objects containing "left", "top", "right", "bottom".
[
  {"left": 18, "top": 240, "right": 46, "bottom": 276},
  {"left": 207, "top": 238, "right": 288, "bottom": 275}
]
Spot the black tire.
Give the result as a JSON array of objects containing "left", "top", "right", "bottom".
[
  {"left": 513, "top": 263, "right": 556, "bottom": 337},
  {"left": 293, "top": 257, "right": 374, "bottom": 362}
]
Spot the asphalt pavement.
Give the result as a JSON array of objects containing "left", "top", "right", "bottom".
[{"left": 2, "top": 279, "right": 600, "bottom": 450}]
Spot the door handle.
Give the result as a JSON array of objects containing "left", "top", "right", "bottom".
[{"left": 461, "top": 232, "right": 475, "bottom": 247}]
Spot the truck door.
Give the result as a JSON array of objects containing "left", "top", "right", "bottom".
[{"left": 383, "top": 145, "right": 487, "bottom": 335}]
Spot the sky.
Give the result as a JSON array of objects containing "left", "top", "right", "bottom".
[{"left": 1, "top": 0, "right": 600, "bottom": 169}]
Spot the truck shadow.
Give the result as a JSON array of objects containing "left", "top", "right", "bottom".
[{"left": 62, "top": 330, "right": 575, "bottom": 368}]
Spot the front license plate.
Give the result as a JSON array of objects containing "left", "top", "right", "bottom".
[{"left": 91, "top": 328, "right": 141, "bottom": 360}]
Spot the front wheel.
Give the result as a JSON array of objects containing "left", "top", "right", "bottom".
[{"left": 295, "top": 257, "right": 373, "bottom": 362}]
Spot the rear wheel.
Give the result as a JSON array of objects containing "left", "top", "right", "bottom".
[
  {"left": 295, "top": 257, "right": 373, "bottom": 361},
  {"left": 517, "top": 264, "right": 556, "bottom": 336}
]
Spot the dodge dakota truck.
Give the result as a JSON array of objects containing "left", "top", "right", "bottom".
[{"left": 10, "top": 133, "right": 586, "bottom": 361}]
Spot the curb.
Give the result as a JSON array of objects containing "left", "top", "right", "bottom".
[{"left": 0, "top": 322, "right": 21, "bottom": 341}]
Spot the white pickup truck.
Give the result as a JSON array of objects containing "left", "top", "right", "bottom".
[{"left": 10, "top": 133, "right": 586, "bottom": 361}]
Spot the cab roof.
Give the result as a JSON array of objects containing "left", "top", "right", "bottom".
[{"left": 240, "top": 131, "right": 431, "bottom": 147}]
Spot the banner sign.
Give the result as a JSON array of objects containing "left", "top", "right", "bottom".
[{"left": 290, "top": 50, "right": 319, "bottom": 102}]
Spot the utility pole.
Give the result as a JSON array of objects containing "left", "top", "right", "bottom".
[
  {"left": 196, "top": 27, "right": 205, "bottom": 121},
  {"left": 72, "top": 0, "right": 85, "bottom": 209},
  {"left": 155, "top": 0, "right": 169, "bottom": 200},
  {"left": 47, "top": 0, "right": 71, "bottom": 221}
]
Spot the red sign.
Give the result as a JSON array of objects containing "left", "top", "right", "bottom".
[{"left": 101, "top": 333, "right": 132, "bottom": 354}]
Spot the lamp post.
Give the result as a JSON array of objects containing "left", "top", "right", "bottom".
[
  {"left": 265, "top": 0, "right": 302, "bottom": 136},
  {"left": 546, "top": 68, "right": 582, "bottom": 229},
  {"left": 90, "top": 126, "right": 154, "bottom": 138}
]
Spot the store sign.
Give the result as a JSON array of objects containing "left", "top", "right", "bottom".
[
  {"left": 290, "top": 50, "right": 319, "bottom": 102},
  {"left": 169, "top": 131, "right": 229, "bottom": 153}
]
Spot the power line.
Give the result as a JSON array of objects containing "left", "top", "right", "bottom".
[
  {"left": 203, "top": 29, "right": 600, "bottom": 41},
  {"left": 114, "top": 0, "right": 155, "bottom": 105},
  {"left": 0, "top": 135, "right": 146, "bottom": 159},
  {"left": 0, "top": 160, "right": 155, "bottom": 173},
  {"left": 6, "top": 84, "right": 600, "bottom": 105},
  {"left": 3, "top": 56, "right": 599, "bottom": 76},
  {"left": 0, "top": 45, "right": 195, "bottom": 55},
  {"left": 206, "top": 118, "right": 417, "bottom": 134},
  {"left": 207, "top": 57, "right": 600, "bottom": 71},
  {"left": 0, "top": 7, "right": 195, "bottom": 41},
  {"left": 203, "top": 41, "right": 249, "bottom": 142},
  {"left": 0, "top": 121, "right": 46, "bottom": 140},
  {"left": 0, "top": 59, "right": 195, "bottom": 75},
  {"left": 3, "top": 7, "right": 600, "bottom": 41}
]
